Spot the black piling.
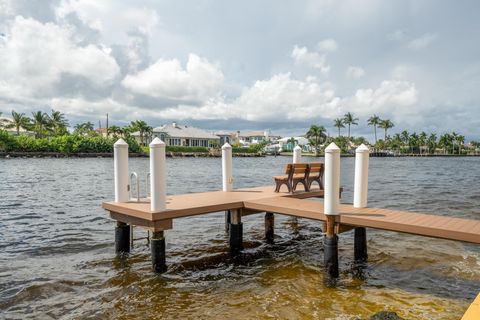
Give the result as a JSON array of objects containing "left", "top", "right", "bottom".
[
  {"left": 115, "top": 221, "right": 130, "bottom": 254},
  {"left": 324, "top": 215, "right": 339, "bottom": 278},
  {"left": 225, "top": 210, "right": 231, "bottom": 233},
  {"left": 151, "top": 231, "right": 167, "bottom": 273},
  {"left": 265, "top": 212, "right": 274, "bottom": 244},
  {"left": 354, "top": 227, "right": 368, "bottom": 262},
  {"left": 229, "top": 209, "right": 243, "bottom": 254}
]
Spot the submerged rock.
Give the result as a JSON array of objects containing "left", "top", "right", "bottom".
[{"left": 369, "top": 311, "right": 405, "bottom": 320}]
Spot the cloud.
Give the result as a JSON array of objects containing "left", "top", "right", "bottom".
[
  {"left": 291, "top": 45, "right": 330, "bottom": 74},
  {"left": 344, "top": 80, "right": 419, "bottom": 121},
  {"left": 407, "top": 32, "right": 437, "bottom": 50},
  {"left": 317, "top": 38, "right": 338, "bottom": 52},
  {"left": 0, "top": 16, "right": 120, "bottom": 99},
  {"left": 346, "top": 66, "right": 366, "bottom": 79},
  {"left": 121, "top": 53, "right": 224, "bottom": 103}
]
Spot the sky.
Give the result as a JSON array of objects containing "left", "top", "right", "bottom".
[{"left": 0, "top": 0, "right": 479, "bottom": 140}]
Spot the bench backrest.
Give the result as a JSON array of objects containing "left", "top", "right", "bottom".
[
  {"left": 284, "top": 163, "right": 293, "bottom": 175},
  {"left": 308, "top": 163, "right": 324, "bottom": 176},
  {"left": 292, "top": 163, "right": 309, "bottom": 175}
]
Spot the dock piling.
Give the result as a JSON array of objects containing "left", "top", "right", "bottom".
[
  {"left": 151, "top": 231, "right": 167, "bottom": 273},
  {"left": 222, "top": 143, "right": 233, "bottom": 192},
  {"left": 150, "top": 138, "right": 167, "bottom": 212},
  {"left": 353, "top": 144, "right": 370, "bottom": 262},
  {"left": 265, "top": 212, "right": 274, "bottom": 243},
  {"left": 115, "top": 221, "right": 130, "bottom": 254},
  {"left": 114, "top": 138, "right": 129, "bottom": 203},
  {"left": 324, "top": 143, "right": 341, "bottom": 278},
  {"left": 229, "top": 209, "right": 243, "bottom": 254},
  {"left": 225, "top": 210, "right": 231, "bottom": 233},
  {"left": 293, "top": 145, "right": 302, "bottom": 163}
]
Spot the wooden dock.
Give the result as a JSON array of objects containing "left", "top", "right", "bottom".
[{"left": 103, "top": 185, "right": 480, "bottom": 244}]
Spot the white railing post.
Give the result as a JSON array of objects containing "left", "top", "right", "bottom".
[
  {"left": 222, "top": 143, "right": 233, "bottom": 191},
  {"left": 114, "top": 138, "right": 129, "bottom": 203},
  {"left": 324, "top": 142, "right": 340, "bottom": 215},
  {"left": 293, "top": 145, "right": 302, "bottom": 163},
  {"left": 150, "top": 137, "right": 166, "bottom": 212},
  {"left": 354, "top": 144, "right": 370, "bottom": 208}
]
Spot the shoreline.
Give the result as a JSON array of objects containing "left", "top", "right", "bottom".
[{"left": 0, "top": 151, "right": 264, "bottom": 158}]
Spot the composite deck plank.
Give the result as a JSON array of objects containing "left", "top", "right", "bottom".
[{"left": 102, "top": 186, "right": 480, "bottom": 243}]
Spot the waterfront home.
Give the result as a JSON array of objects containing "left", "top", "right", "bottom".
[
  {"left": 277, "top": 136, "right": 310, "bottom": 152},
  {"left": 0, "top": 116, "right": 34, "bottom": 136},
  {"left": 238, "top": 130, "right": 280, "bottom": 145},
  {"left": 214, "top": 131, "right": 239, "bottom": 146},
  {"left": 133, "top": 122, "right": 220, "bottom": 147}
]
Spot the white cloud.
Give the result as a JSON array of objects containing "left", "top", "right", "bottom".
[
  {"left": 317, "top": 38, "right": 338, "bottom": 52},
  {"left": 407, "top": 32, "right": 437, "bottom": 50},
  {"left": 346, "top": 66, "right": 366, "bottom": 79},
  {"left": 56, "top": 0, "right": 159, "bottom": 36},
  {"left": 291, "top": 45, "right": 330, "bottom": 74},
  {"left": 344, "top": 80, "right": 419, "bottom": 120},
  {"left": 0, "top": 16, "right": 120, "bottom": 98},
  {"left": 121, "top": 53, "right": 224, "bottom": 103}
]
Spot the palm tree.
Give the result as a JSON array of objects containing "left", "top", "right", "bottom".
[
  {"left": 367, "top": 115, "right": 381, "bottom": 144},
  {"left": 418, "top": 131, "right": 427, "bottom": 155},
  {"left": 343, "top": 112, "right": 359, "bottom": 139},
  {"left": 107, "top": 125, "right": 124, "bottom": 138},
  {"left": 456, "top": 134, "right": 465, "bottom": 155},
  {"left": 31, "top": 111, "right": 50, "bottom": 138},
  {"left": 74, "top": 122, "right": 95, "bottom": 136},
  {"left": 48, "top": 110, "right": 69, "bottom": 135},
  {"left": 378, "top": 119, "right": 394, "bottom": 142},
  {"left": 7, "top": 111, "right": 30, "bottom": 135},
  {"left": 427, "top": 133, "right": 437, "bottom": 154},
  {"left": 306, "top": 124, "right": 327, "bottom": 156},
  {"left": 129, "top": 120, "right": 153, "bottom": 145},
  {"left": 333, "top": 118, "right": 345, "bottom": 137}
]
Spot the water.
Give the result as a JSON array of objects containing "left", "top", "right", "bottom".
[{"left": 1, "top": 156, "right": 479, "bottom": 319}]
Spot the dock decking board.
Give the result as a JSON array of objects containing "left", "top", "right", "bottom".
[{"left": 102, "top": 186, "right": 480, "bottom": 244}]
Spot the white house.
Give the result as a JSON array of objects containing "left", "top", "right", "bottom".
[
  {"left": 0, "top": 117, "right": 34, "bottom": 136},
  {"left": 133, "top": 122, "right": 220, "bottom": 147},
  {"left": 277, "top": 136, "right": 310, "bottom": 152}
]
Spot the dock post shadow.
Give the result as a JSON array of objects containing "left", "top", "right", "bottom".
[
  {"left": 151, "top": 231, "right": 167, "bottom": 273},
  {"left": 229, "top": 209, "right": 243, "bottom": 255},
  {"left": 115, "top": 221, "right": 130, "bottom": 254},
  {"left": 265, "top": 212, "right": 274, "bottom": 243}
]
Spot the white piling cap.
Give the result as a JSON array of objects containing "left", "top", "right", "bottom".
[
  {"left": 325, "top": 142, "right": 340, "bottom": 153},
  {"left": 356, "top": 144, "right": 370, "bottom": 153},
  {"left": 222, "top": 143, "right": 232, "bottom": 149},
  {"left": 149, "top": 137, "right": 165, "bottom": 148},
  {"left": 294, "top": 145, "right": 302, "bottom": 151},
  {"left": 114, "top": 138, "right": 128, "bottom": 148}
]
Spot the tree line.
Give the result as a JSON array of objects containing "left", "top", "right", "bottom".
[{"left": 302, "top": 112, "right": 478, "bottom": 155}]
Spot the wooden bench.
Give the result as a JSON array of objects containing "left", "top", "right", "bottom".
[
  {"left": 307, "top": 162, "right": 324, "bottom": 190},
  {"left": 274, "top": 163, "right": 310, "bottom": 193}
]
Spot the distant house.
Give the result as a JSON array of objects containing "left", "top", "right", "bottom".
[
  {"left": 0, "top": 117, "right": 34, "bottom": 136},
  {"left": 214, "top": 130, "right": 238, "bottom": 146},
  {"left": 238, "top": 130, "right": 280, "bottom": 145},
  {"left": 95, "top": 128, "right": 108, "bottom": 137},
  {"left": 133, "top": 122, "right": 220, "bottom": 147},
  {"left": 277, "top": 136, "right": 310, "bottom": 152}
]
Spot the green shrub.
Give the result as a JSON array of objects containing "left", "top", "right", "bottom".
[
  {"left": 0, "top": 131, "right": 142, "bottom": 154},
  {"left": 166, "top": 146, "right": 209, "bottom": 153}
]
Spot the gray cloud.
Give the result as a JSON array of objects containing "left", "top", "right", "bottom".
[{"left": 0, "top": 0, "right": 479, "bottom": 141}]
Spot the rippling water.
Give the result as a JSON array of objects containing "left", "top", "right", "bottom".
[{"left": 1, "top": 156, "right": 479, "bottom": 319}]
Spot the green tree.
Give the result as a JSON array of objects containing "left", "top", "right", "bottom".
[
  {"left": 107, "top": 125, "right": 124, "bottom": 138},
  {"left": 74, "top": 122, "right": 95, "bottom": 136},
  {"left": 378, "top": 119, "right": 394, "bottom": 142},
  {"left": 31, "top": 111, "right": 50, "bottom": 138},
  {"left": 306, "top": 125, "right": 327, "bottom": 156},
  {"left": 343, "top": 112, "right": 358, "bottom": 139},
  {"left": 129, "top": 120, "right": 153, "bottom": 146},
  {"left": 367, "top": 115, "right": 381, "bottom": 144},
  {"left": 7, "top": 111, "right": 30, "bottom": 135},
  {"left": 48, "top": 110, "right": 69, "bottom": 136},
  {"left": 427, "top": 133, "right": 437, "bottom": 154},
  {"left": 333, "top": 118, "right": 345, "bottom": 137}
]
